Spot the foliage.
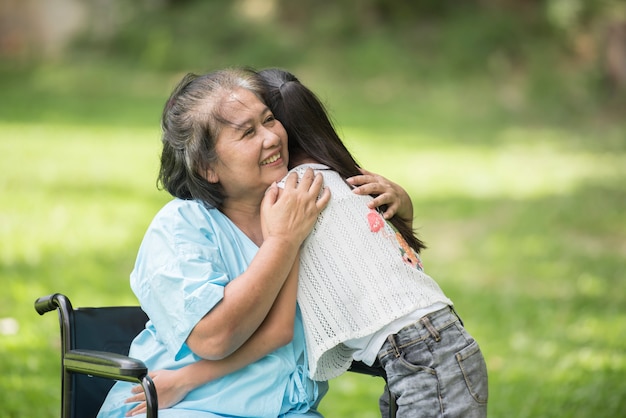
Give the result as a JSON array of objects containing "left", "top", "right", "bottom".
[{"left": 60, "top": 0, "right": 626, "bottom": 103}]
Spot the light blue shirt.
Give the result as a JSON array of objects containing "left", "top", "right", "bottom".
[{"left": 98, "top": 199, "right": 326, "bottom": 418}]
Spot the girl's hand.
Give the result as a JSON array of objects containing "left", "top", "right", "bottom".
[
  {"left": 124, "top": 369, "right": 191, "bottom": 416},
  {"left": 347, "top": 168, "right": 413, "bottom": 221}
]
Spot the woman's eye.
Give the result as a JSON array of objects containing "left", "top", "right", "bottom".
[
  {"left": 243, "top": 128, "right": 254, "bottom": 137},
  {"left": 264, "top": 115, "right": 275, "bottom": 124}
]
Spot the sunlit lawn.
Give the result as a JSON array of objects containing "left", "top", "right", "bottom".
[{"left": 1, "top": 72, "right": 625, "bottom": 416}]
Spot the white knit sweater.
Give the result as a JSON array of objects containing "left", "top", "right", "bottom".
[{"left": 285, "top": 164, "right": 452, "bottom": 381}]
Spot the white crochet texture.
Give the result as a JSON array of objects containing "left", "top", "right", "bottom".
[{"left": 287, "top": 164, "right": 452, "bottom": 381}]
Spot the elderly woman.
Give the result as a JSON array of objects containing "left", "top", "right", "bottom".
[{"left": 98, "top": 68, "right": 331, "bottom": 417}]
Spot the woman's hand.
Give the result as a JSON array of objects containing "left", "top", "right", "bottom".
[
  {"left": 347, "top": 168, "right": 413, "bottom": 221},
  {"left": 125, "top": 369, "right": 191, "bottom": 416},
  {"left": 261, "top": 168, "right": 330, "bottom": 244}
]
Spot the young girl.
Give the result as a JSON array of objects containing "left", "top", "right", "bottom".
[
  {"left": 262, "top": 68, "right": 488, "bottom": 418},
  {"left": 126, "top": 69, "right": 488, "bottom": 418}
]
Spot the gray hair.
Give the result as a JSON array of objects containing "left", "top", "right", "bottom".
[{"left": 157, "top": 68, "right": 267, "bottom": 208}]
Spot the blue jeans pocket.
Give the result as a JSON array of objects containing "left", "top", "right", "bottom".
[
  {"left": 455, "top": 340, "right": 489, "bottom": 404},
  {"left": 386, "top": 351, "right": 443, "bottom": 416}
]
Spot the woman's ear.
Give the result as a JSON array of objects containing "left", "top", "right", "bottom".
[{"left": 204, "top": 167, "right": 219, "bottom": 183}]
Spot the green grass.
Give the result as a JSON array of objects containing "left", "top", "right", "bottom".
[{"left": 1, "top": 56, "right": 625, "bottom": 417}]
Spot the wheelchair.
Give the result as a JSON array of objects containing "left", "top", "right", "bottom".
[{"left": 36, "top": 293, "right": 396, "bottom": 418}]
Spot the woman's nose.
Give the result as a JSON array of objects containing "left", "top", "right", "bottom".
[{"left": 262, "top": 126, "right": 282, "bottom": 147}]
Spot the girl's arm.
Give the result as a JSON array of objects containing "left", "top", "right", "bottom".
[{"left": 124, "top": 255, "right": 301, "bottom": 416}]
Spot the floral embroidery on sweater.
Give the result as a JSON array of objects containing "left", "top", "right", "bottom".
[
  {"left": 367, "top": 210, "right": 385, "bottom": 233},
  {"left": 367, "top": 209, "right": 424, "bottom": 270}
]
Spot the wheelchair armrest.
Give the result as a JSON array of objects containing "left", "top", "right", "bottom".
[
  {"left": 65, "top": 349, "right": 158, "bottom": 418},
  {"left": 64, "top": 349, "right": 148, "bottom": 381},
  {"left": 348, "top": 360, "right": 386, "bottom": 378}
]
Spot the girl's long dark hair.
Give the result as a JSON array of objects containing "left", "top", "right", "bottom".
[{"left": 259, "top": 68, "right": 425, "bottom": 253}]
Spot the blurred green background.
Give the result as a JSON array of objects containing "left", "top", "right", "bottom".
[{"left": 1, "top": 1, "right": 625, "bottom": 417}]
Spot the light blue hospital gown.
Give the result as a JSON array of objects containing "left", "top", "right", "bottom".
[{"left": 97, "top": 199, "right": 327, "bottom": 418}]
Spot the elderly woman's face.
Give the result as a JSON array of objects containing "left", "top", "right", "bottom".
[{"left": 205, "top": 87, "right": 289, "bottom": 200}]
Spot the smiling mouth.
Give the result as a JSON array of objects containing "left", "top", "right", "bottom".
[{"left": 261, "top": 153, "right": 280, "bottom": 165}]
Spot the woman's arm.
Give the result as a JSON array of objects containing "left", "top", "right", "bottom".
[
  {"left": 186, "top": 169, "right": 329, "bottom": 360},
  {"left": 125, "top": 256, "right": 302, "bottom": 416},
  {"left": 347, "top": 168, "right": 414, "bottom": 223}
]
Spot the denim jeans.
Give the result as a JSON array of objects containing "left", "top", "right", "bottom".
[{"left": 377, "top": 306, "right": 488, "bottom": 418}]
